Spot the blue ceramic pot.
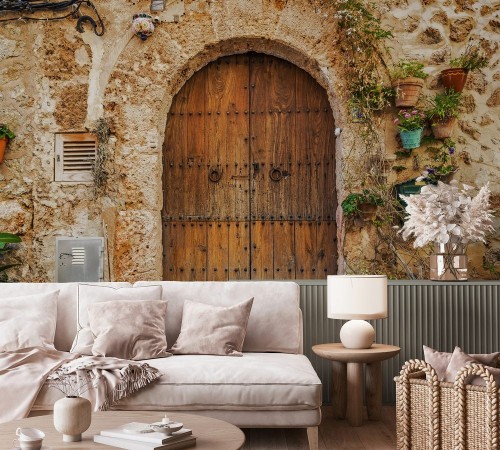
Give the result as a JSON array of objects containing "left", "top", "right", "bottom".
[{"left": 399, "top": 128, "right": 423, "bottom": 150}]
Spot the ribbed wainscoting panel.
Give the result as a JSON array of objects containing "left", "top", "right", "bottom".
[{"left": 297, "top": 280, "right": 500, "bottom": 405}]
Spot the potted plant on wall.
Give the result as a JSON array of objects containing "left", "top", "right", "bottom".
[
  {"left": 391, "top": 61, "right": 428, "bottom": 107},
  {"left": 441, "top": 42, "right": 489, "bottom": 92},
  {"left": 0, "top": 124, "right": 15, "bottom": 164},
  {"left": 394, "top": 108, "right": 426, "bottom": 150},
  {"left": 426, "top": 89, "right": 461, "bottom": 139}
]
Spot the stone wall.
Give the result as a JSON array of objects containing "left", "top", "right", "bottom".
[{"left": 0, "top": 0, "right": 498, "bottom": 282}]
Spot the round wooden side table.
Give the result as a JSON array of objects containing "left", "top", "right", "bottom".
[{"left": 312, "top": 343, "right": 400, "bottom": 427}]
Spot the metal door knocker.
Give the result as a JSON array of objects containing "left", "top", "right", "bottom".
[
  {"left": 269, "top": 167, "right": 286, "bottom": 182},
  {"left": 209, "top": 167, "right": 222, "bottom": 182}
]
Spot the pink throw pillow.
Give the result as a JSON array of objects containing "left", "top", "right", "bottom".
[{"left": 444, "top": 346, "right": 500, "bottom": 386}]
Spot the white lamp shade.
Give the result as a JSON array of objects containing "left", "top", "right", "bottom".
[{"left": 327, "top": 275, "right": 387, "bottom": 320}]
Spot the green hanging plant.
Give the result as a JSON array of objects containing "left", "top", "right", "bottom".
[{"left": 0, "top": 232, "right": 21, "bottom": 282}]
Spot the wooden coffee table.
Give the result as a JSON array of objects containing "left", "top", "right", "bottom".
[{"left": 0, "top": 411, "right": 245, "bottom": 449}]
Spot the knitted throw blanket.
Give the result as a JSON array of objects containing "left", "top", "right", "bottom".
[{"left": 49, "top": 355, "right": 162, "bottom": 411}]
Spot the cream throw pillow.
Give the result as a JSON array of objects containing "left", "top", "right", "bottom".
[
  {"left": 88, "top": 300, "right": 170, "bottom": 361},
  {"left": 71, "top": 284, "right": 162, "bottom": 355},
  {"left": 170, "top": 298, "right": 254, "bottom": 356},
  {"left": 0, "top": 291, "right": 59, "bottom": 352}
]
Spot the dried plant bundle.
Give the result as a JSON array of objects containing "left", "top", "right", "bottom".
[{"left": 399, "top": 181, "right": 494, "bottom": 247}]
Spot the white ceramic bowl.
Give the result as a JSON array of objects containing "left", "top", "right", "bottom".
[{"left": 148, "top": 422, "right": 183, "bottom": 436}]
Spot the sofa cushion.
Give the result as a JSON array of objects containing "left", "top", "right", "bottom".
[
  {"left": 134, "top": 281, "right": 301, "bottom": 354},
  {"left": 0, "top": 291, "right": 59, "bottom": 352},
  {"left": 0, "top": 283, "right": 131, "bottom": 352},
  {"left": 109, "top": 353, "right": 321, "bottom": 411},
  {"left": 33, "top": 353, "right": 322, "bottom": 412},
  {"left": 71, "top": 284, "right": 163, "bottom": 355},
  {"left": 170, "top": 298, "right": 253, "bottom": 356},
  {"left": 89, "top": 300, "right": 171, "bottom": 360}
]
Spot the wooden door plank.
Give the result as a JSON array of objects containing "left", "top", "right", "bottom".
[
  {"left": 207, "top": 221, "right": 229, "bottom": 281},
  {"left": 163, "top": 85, "right": 188, "bottom": 219},
  {"left": 250, "top": 221, "right": 273, "bottom": 279},
  {"left": 317, "top": 220, "right": 337, "bottom": 276},
  {"left": 184, "top": 221, "right": 207, "bottom": 281},
  {"left": 164, "top": 222, "right": 187, "bottom": 281},
  {"left": 225, "top": 55, "right": 250, "bottom": 221},
  {"left": 250, "top": 55, "right": 295, "bottom": 221},
  {"left": 184, "top": 69, "right": 207, "bottom": 218},
  {"left": 294, "top": 221, "right": 317, "bottom": 279},
  {"left": 273, "top": 220, "right": 295, "bottom": 279},
  {"left": 229, "top": 221, "right": 250, "bottom": 280},
  {"left": 206, "top": 58, "right": 230, "bottom": 221},
  {"left": 206, "top": 56, "right": 250, "bottom": 221}
]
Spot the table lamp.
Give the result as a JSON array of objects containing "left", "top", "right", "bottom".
[{"left": 327, "top": 275, "right": 387, "bottom": 349}]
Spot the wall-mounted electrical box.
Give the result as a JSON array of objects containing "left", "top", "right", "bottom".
[{"left": 56, "top": 237, "right": 104, "bottom": 283}]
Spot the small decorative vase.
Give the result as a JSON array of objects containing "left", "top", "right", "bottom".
[
  {"left": 399, "top": 128, "right": 423, "bottom": 150},
  {"left": 429, "top": 242, "right": 468, "bottom": 281},
  {"left": 53, "top": 396, "right": 92, "bottom": 442},
  {"left": 431, "top": 117, "right": 457, "bottom": 139},
  {"left": 392, "top": 77, "right": 425, "bottom": 107},
  {"left": 132, "top": 13, "right": 155, "bottom": 41},
  {"left": 0, "top": 137, "right": 7, "bottom": 164},
  {"left": 441, "top": 68, "right": 468, "bottom": 93}
]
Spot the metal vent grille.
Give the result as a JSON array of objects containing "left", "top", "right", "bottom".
[
  {"left": 56, "top": 237, "right": 104, "bottom": 282},
  {"left": 55, "top": 133, "right": 96, "bottom": 182},
  {"left": 71, "top": 247, "right": 85, "bottom": 265}
]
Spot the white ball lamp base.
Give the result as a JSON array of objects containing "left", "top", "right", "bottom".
[{"left": 339, "top": 320, "right": 375, "bottom": 349}]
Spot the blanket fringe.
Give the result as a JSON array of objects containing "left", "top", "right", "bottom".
[{"left": 98, "top": 364, "right": 162, "bottom": 411}]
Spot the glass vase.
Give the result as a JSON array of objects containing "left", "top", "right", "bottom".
[{"left": 429, "top": 242, "right": 468, "bottom": 281}]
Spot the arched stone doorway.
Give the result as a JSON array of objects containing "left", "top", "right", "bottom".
[{"left": 162, "top": 52, "right": 337, "bottom": 281}]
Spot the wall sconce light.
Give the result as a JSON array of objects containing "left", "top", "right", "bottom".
[{"left": 132, "top": 13, "right": 155, "bottom": 41}]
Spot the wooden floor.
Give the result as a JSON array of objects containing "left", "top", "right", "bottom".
[{"left": 241, "top": 406, "right": 396, "bottom": 450}]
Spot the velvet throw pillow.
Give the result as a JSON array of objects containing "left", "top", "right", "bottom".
[
  {"left": 71, "top": 284, "right": 163, "bottom": 355},
  {"left": 170, "top": 298, "right": 254, "bottom": 356},
  {"left": 444, "top": 346, "right": 500, "bottom": 386},
  {"left": 88, "top": 300, "right": 170, "bottom": 361},
  {"left": 0, "top": 291, "right": 59, "bottom": 352},
  {"left": 423, "top": 345, "right": 499, "bottom": 380}
]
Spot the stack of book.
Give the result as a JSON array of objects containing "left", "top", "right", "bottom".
[{"left": 93, "top": 422, "right": 196, "bottom": 450}]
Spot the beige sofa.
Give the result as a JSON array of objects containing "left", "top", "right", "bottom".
[{"left": 0, "top": 281, "right": 322, "bottom": 449}]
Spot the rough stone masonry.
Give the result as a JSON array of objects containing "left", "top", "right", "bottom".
[{"left": 0, "top": 0, "right": 498, "bottom": 281}]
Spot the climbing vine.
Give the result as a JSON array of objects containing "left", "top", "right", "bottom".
[
  {"left": 330, "top": 0, "right": 431, "bottom": 278},
  {"left": 91, "top": 118, "right": 111, "bottom": 199}
]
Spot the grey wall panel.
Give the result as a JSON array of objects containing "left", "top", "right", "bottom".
[{"left": 297, "top": 280, "right": 500, "bottom": 405}]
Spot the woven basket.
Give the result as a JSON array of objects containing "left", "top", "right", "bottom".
[{"left": 395, "top": 359, "right": 500, "bottom": 450}]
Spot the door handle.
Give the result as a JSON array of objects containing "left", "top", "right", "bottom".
[
  {"left": 208, "top": 167, "right": 223, "bottom": 183},
  {"left": 269, "top": 167, "right": 289, "bottom": 182}
]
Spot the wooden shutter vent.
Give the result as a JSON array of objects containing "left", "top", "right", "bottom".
[{"left": 54, "top": 133, "right": 97, "bottom": 182}]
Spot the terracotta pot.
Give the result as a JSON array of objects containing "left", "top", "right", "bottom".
[
  {"left": 0, "top": 137, "right": 7, "bottom": 164},
  {"left": 431, "top": 117, "right": 457, "bottom": 139},
  {"left": 441, "top": 68, "right": 468, "bottom": 93},
  {"left": 392, "top": 77, "right": 425, "bottom": 107}
]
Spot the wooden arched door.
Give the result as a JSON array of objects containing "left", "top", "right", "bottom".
[{"left": 163, "top": 53, "right": 337, "bottom": 280}]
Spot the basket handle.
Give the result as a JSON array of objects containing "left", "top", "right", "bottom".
[
  {"left": 398, "top": 359, "right": 440, "bottom": 450},
  {"left": 453, "top": 363, "right": 498, "bottom": 450}
]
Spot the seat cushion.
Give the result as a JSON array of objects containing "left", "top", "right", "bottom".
[
  {"left": 33, "top": 353, "right": 321, "bottom": 412},
  {"left": 113, "top": 353, "right": 321, "bottom": 411}
]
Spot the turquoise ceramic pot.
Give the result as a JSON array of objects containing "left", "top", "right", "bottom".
[{"left": 399, "top": 128, "right": 423, "bottom": 150}]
